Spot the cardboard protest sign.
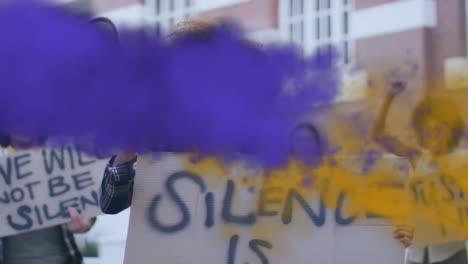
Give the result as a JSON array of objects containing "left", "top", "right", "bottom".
[
  {"left": 408, "top": 150, "right": 468, "bottom": 245},
  {"left": 124, "top": 153, "right": 406, "bottom": 264},
  {"left": 338, "top": 151, "right": 468, "bottom": 246},
  {"left": 0, "top": 146, "right": 107, "bottom": 237}
]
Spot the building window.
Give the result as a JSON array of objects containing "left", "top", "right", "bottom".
[
  {"left": 343, "top": 11, "right": 349, "bottom": 34},
  {"left": 314, "top": 0, "right": 332, "bottom": 49},
  {"left": 169, "top": 0, "right": 175, "bottom": 11},
  {"left": 155, "top": 0, "right": 161, "bottom": 15},
  {"left": 152, "top": 0, "right": 193, "bottom": 36},
  {"left": 315, "top": 17, "right": 320, "bottom": 40},
  {"left": 342, "top": 40, "right": 350, "bottom": 64},
  {"left": 341, "top": 0, "right": 353, "bottom": 64},
  {"left": 316, "top": 0, "right": 331, "bottom": 10},
  {"left": 286, "top": 0, "right": 305, "bottom": 45},
  {"left": 156, "top": 21, "right": 161, "bottom": 36},
  {"left": 281, "top": 0, "right": 354, "bottom": 65}
]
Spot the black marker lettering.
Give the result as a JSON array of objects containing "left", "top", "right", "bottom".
[
  {"left": 440, "top": 175, "right": 462, "bottom": 202},
  {"left": 205, "top": 192, "right": 215, "bottom": 228},
  {"left": 147, "top": 171, "right": 206, "bottom": 233},
  {"left": 7, "top": 205, "right": 33, "bottom": 231},
  {"left": 14, "top": 153, "right": 32, "bottom": 180},
  {"left": 227, "top": 235, "right": 239, "bottom": 264},
  {"left": 42, "top": 148, "right": 65, "bottom": 175},
  {"left": 66, "top": 146, "right": 76, "bottom": 170},
  {"left": 0, "top": 190, "right": 10, "bottom": 204},
  {"left": 72, "top": 171, "right": 94, "bottom": 190},
  {"left": 48, "top": 176, "right": 70, "bottom": 197},
  {"left": 0, "top": 157, "right": 13, "bottom": 185},
  {"left": 77, "top": 151, "right": 96, "bottom": 166},
  {"left": 34, "top": 205, "right": 44, "bottom": 226},
  {"left": 43, "top": 204, "right": 62, "bottom": 221},
  {"left": 80, "top": 190, "right": 99, "bottom": 211},
  {"left": 10, "top": 187, "right": 25, "bottom": 202},
  {"left": 24, "top": 181, "right": 41, "bottom": 200},
  {"left": 335, "top": 193, "right": 355, "bottom": 225},
  {"left": 249, "top": 239, "right": 272, "bottom": 264},
  {"left": 222, "top": 180, "right": 256, "bottom": 225},
  {"left": 257, "top": 187, "right": 282, "bottom": 217},
  {"left": 282, "top": 189, "right": 325, "bottom": 226},
  {"left": 411, "top": 180, "right": 433, "bottom": 205}
]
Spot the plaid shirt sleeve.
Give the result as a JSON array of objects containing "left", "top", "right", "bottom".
[{"left": 99, "top": 155, "right": 137, "bottom": 214}]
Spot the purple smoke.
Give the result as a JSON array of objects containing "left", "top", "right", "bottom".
[{"left": 0, "top": 1, "right": 340, "bottom": 166}]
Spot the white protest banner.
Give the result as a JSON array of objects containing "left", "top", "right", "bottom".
[
  {"left": 124, "top": 153, "right": 406, "bottom": 264},
  {"left": 0, "top": 146, "right": 107, "bottom": 237},
  {"left": 408, "top": 149, "right": 468, "bottom": 245}
]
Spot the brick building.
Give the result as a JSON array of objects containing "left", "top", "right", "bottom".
[
  {"left": 103, "top": 0, "right": 354, "bottom": 64},
  {"left": 61, "top": 0, "right": 468, "bottom": 89},
  {"left": 61, "top": 0, "right": 468, "bottom": 146},
  {"left": 354, "top": 0, "right": 467, "bottom": 90}
]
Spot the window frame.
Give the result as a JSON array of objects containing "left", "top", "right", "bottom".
[
  {"left": 149, "top": 0, "right": 194, "bottom": 36},
  {"left": 280, "top": 0, "right": 354, "bottom": 65}
]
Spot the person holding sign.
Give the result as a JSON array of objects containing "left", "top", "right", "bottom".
[
  {"left": 0, "top": 16, "right": 119, "bottom": 264},
  {"left": 99, "top": 18, "right": 282, "bottom": 215},
  {"left": 99, "top": 23, "right": 415, "bottom": 258},
  {"left": 0, "top": 134, "right": 96, "bottom": 264},
  {"left": 290, "top": 122, "right": 413, "bottom": 248},
  {"left": 373, "top": 80, "right": 467, "bottom": 264},
  {"left": 289, "top": 123, "right": 324, "bottom": 167},
  {"left": 99, "top": 20, "right": 225, "bottom": 215}
]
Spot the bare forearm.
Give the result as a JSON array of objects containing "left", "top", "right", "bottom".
[
  {"left": 373, "top": 95, "right": 395, "bottom": 138},
  {"left": 372, "top": 94, "right": 418, "bottom": 158}
]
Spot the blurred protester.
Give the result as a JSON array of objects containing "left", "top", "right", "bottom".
[
  {"left": 373, "top": 80, "right": 466, "bottom": 263},
  {"left": 100, "top": 19, "right": 238, "bottom": 214},
  {"left": 0, "top": 135, "right": 96, "bottom": 264}
]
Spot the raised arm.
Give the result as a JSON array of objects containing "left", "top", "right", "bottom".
[
  {"left": 372, "top": 81, "right": 419, "bottom": 164},
  {"left": 100, "top": 151, "right": 137, "bottom": 214},
  {"left": 372, "top": 81, "right": 418, "bottom": 247}
]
